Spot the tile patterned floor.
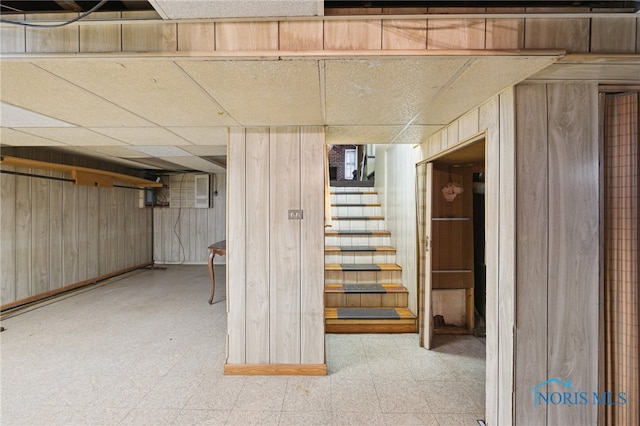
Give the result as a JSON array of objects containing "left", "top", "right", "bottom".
[{"left": 0, "top": 265, "right": 485, "bottom": 425}]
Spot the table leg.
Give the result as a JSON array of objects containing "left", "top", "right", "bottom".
[{"left": 208, "top": 249, "right": 215, "bottom": 304}]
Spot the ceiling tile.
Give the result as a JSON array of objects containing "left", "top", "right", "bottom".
[
  {"left": 179, "top": 145, "right": 227, "bottom": 156},
  {"left": 151, "top": 0, "right": 322, "bottom": 19},
  {"left": 15, "top": 127, "right": 127, "bottom": 146},
  {"left": 325, "top": 58, "right": 468, "bottom": 125},
  {"left": 91, "top": 127, "right": 190, "bottom": 145},
  {"left": 167, "top": 127, "right": 228, "bottom": 145},
  {"left": 391, "top": 125, "right": 445, "bottom": 144},
  {"left": 0, "top": 102, "right": 75, "bottom": 128},
  {"left": 0, "top": 62, "right": 155, "bottom": 127},
  {"left": 36, "top": 60, "right": 239, "bottom": 127},
  {"left": 177, "top": 59, "right": 323, "bottom": 125},
  {"left": 160, "top": 155, "right": 226, "bottom": 173},
  {"left": 1, "top": 128, "right": 65, "bottom": 146},
  {"left": 326, "top": 125, "right": 404, "bottom": 144}
]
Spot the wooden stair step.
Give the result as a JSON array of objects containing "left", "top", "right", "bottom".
[
  {"left": 325, "top": 263, "right": 402, "bottom": 272},
  {"left": 325, "top": 283, "right": 407, "bottom": 293},
  {"left": 325, "top": 308, "right": 417, "bottom": 333},
  {"left": 325, "top": 246, "right": 395, "bottom": 253},
  {"left": 332, "top": 216, "right": 385, "bottom": 220},
  {"left": 325, "top": 230, "right": 390, "bottom": 236},
  {"left": 332, "top": 203, "right": 381, "bottom": 207}
]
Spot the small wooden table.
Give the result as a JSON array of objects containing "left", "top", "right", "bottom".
[{"left": 208, "top": 240, "right": 226, "bottom": 304}]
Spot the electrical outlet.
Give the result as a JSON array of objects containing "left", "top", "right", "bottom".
[{"left": 288, "top": 210, "right": 303, "bottom": 220}]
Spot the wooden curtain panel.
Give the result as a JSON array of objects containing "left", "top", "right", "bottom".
[{"left": 603, "top": 91, "right": 639, "bottom": 426}]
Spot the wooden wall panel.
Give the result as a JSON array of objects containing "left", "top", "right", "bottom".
[
  {"left": 121, "top": 11, "right": 177, "bottom": 52},
  {"left": 85, "top": 186, "right": 99, "bottom": 278},
  {"left": 269, "top": 127, "right": 302, "bottom": 364},
  {"left": 514, "top": 83, "right": 549, "bottom": 425},
  {"left": 62, "top": 178, "right": 79, "bottom": 285},
  {"left": 14, "top": 172, "right": 31, "bottom": 301},
  {"left": 76, "top": 186, "right": 88, "bottom": 281},
  {"left": 300, "top": 127, "right": 326, "bottom": 365},
  {"left": 497, "top": 87, "right": 516, "bottom": 423},
  {"left": 227, "top": 128, "right": 247, "bottom": 364},
  {"left": 31, "top": 168, "right": 50, "bottom": 295},
  {"left": 382, "top": 19, "right": 427, "bottom": 49},
  {"left": 25, "top": 13, "right": 79, "bottom": 53},
  {"left": 427, "top": 17, "right": 486, "bottom": 50},
  {"left": 458, "top": 109, "right": 479, "bottom": 140},
  {"left": 486, "top": 8, "right": 525, "bottom": 49},
  {"left": 1, "top": 14, "right": 25, "bottom": 53},
  {"left": 80, "top": 11, "right": 121, "bottom": 53},
  {"left": 177, "top": 23, "right": 215, "bottom": 51},
  {"left": 546, "top": 82, "right": 599, "bottom": 425},
  {"left": 215, "top": 22, "right": 278, "bottom": 51},
  {"left": 591, "top": 18, "right": 637, "bottom": 53},
  {"left": 48, "top": 153, "right": 64, "bottom": 290},
  {"left": 524, "top": 9, "right": 590, "bottom": 52},
  {"left": 478, "top": 94, "right": 500, "bottom": 426},
  {"left": 324, "top": 20, "right": 382, "bottom": 50},
  {"left": 98, "top": 188, "right": 109, "bottom": 275},
  {"left": 279, "top": 21, "right": 323, "bottom": 50},
  {"left": 1, "top": 168, "right": 16, "bottom": 303},
  {"left": 245, "top": 128, "right": 271, "bottom": 364}
]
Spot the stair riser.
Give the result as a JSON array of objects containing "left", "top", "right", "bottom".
[
  {"left": 334, "top": 205, "right": 382, "bottom": 217},
  {"left": 325, "top": 321, "right": 417, "bottom": 334},
  {"left": 325, "top": 235, "right": 391, "bottom": 246},
  {"left": 325, "top": 292, "right": 408, "bottom": 308},
  {"left": 331, "top": 193, "right": 378, "bottom": 204},
  {"left": 325, "top": 252, "right": 396, "bottom": 264},
  {"left": 325, "top": 270, "right": 402, "bottom": 285},
  {"left": 329, "top": 219, "right": 385, "bottom": 231}
]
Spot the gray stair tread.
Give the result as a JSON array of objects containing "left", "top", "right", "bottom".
[{"left": 337, "top": 308, "right": 400, "bottom": 319}]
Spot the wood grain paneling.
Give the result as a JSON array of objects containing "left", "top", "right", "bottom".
[
  {"left": 215, "top": 22, "right": 278, "bottom": 51},
  {"left": 486, "top": 8, "right": 524, "bottom": 49},
  {"left": 458, "top": 109, "right": 479, "bottom": 140},
  {"left": 300, "top": 127, "right": 325, "bottom": 365},
  {"left": 85, "top": 186, "right": 99, "bottom": 278},
  {"left": 122, "top": 11, "right": 176, "bottom": 52},
  {"left": 279, "top": 21, "right": 323, "bottom": 51},
  {"left": 269, "top": 127, "right": 302, "bottom": 364},
  {"left": 478, "top": 94, "right": 499, "bottom": 425},
  {"left": 80, "top": 11, "right": 121, "bottom": 53},
  {"left": 177, "top": 23, "right": 215, "bottom": 51},
  {"left": 382, "top": 19, "right": 427, "bottom": 49},
  {"left": 497, "top": 87, "right": 516, "bottom": 423},
  {"left": 227, "top": 128, "right": 247, "bottom": 364},
  {"left": 62, "top": 177, "right": 79, "bottom": 285},
  {"left": 25, "top": 13, "right": 79, "bottom": 53},
  {"left": 0, "top": 167, "right": 16, "bottom": 302},
  {"left": 514, "top": 83, "right": 549, "bottom": 425},
  {"left": 546, "top": 82, "right": 599, "bottom": 425},
  {"left": 524, "top": 12, "right": 590, "bottom": 52},
  {"left": 245, "top": 128, "right": 271, "bottom": 364},
  {"left": 591, "top": 18, "right": 637, "bottom": 53},
  {"left": 427, "top": 18, "right": 485, "bottom": 50},
  {"left": 324, "top": 20, "right": 382, "bottom": 50},
  {"left": 1, "top": 14, "right": 25, "bottom": 53}
]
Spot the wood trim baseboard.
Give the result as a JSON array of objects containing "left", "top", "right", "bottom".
[{"left": 224, "top": 363, "right": 327, "bottom": 376}]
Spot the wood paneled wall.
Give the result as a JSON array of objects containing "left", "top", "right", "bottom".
[
  {"left": 153, "top": 173, "right": 226, "bottom": 265},
  {"left": 417, "top": 89, "right": 516, "bottom": 425},
  {"left": 514, "top": 82, "right": 599, "bottom": 425},
  {"left": 2, "top": 11, "right": 638, "bottom": 54},
  {"left": 374, "top": 143, "right": 421, "bottom": 315},
  {"left": 0, "top": 148, "right": 152, "bottom": 308},
  {"left": 226, "top": 127, "right": 325, "bottom": 369}
]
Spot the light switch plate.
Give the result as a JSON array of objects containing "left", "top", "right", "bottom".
[{"left": 288, "top": 210, "right": 303, "bottom": 220}]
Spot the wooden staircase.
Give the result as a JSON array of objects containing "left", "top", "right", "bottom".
[{"left": 324, "top": 187, "right": 417, "bottom": 333}]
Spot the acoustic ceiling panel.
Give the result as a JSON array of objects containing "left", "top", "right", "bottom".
[
  {"left": 150, "top": 0, "right": 322, "bottom": 19},
  {"left": 15, "top": 127, "right": 127, "bottom": 146},
  {"left": 91, "top": 127, "right": 190, "bottom": 146}
]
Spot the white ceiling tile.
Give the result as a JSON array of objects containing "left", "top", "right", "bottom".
[
  {"left": 76, "top": 146, "right": 154, "bottom": 158},
  {"left": 0, "top": 62, "right": 155, "bottom": 127},
  {"left": 177, "top": 60, "right": 323, "bottom": 125},
  {"left": 390, "top": 125, "right": 444, "bottom": 144},
  {"left": 168, "top": 127, "right": 228, "bottom": 145},
  {"left": 179, "top": 145, "right": 227, "bottom": 156},
  {"left": 0, "top": 102, "right": 75, "bottom": 128},
  {"left": 325, "top": 58, "right": 468, "bottom": 125},
  {"left": 326, "top": 126, "right": 404, "bottom": 144},
  {"left": 0, "top": 128, "right": 65, "bottom": 146},
  {"left": 151, "top": 0, "right": 322, "bottom": 19},
  {"left": 128, "top": 145, "right": 192, "bottom": 157},
  {"left": 15, "top": 127, "right": 127, "bottom": 146},
  {"left": 36, "top": 60, "right": 238, "bottom": 127},
  {"left": 160, "top": 155, "right": 226, "bottom": 173},
  {"left": 91, "top": 127, "right": 189, "bottom": 145}
]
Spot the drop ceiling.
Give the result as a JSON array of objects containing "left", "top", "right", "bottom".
[{"left": 0, "top": 51, "right": 563, "bottom": 173}]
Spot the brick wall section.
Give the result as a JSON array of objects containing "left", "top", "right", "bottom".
[{"left": 328, "top": 145, "right": 346, "bottom": 180}]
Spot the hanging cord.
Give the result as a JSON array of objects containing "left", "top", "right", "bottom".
[{"left": 0, "top": 0, "right": 108, "bottom": 28}]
